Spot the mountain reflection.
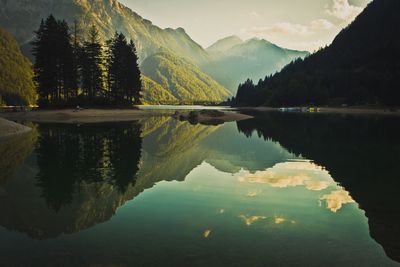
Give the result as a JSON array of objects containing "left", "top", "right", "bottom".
[
  {"left": 0, "top": 124, "right": 38, "bottom": 186},
  {"left": 0, "top": 113, "right": 399, "bottom": 265},
  {"left": 0, "top": 122, "right": 142, "bottom": 239},
  {"left": 236, "top": 111, "right": 400, "bottom": 262},
  {"left": 0, "top": 118, "right": 297, "bottom": 240}
]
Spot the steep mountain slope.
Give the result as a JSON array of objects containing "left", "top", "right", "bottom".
[
  {"left": 141, "top": 52, "right": 231, "bottom": 103},
  {"left": 0, "top": 0, "right": 232, "bottom": 104},
  {"left": 204, "top": 38, "right": 309, "bottom": 94},
  {"left": 0, "top": 27, "right": 36, "bottom": 105},
  {"left": 234, "top": 0, "right": 400, "bottom": 107},
  {"left": 141, "top": 75, "right": 178, "bottom": 104},
  {"left": 0, "top": 0, "right": 209, "bottom": 64}
]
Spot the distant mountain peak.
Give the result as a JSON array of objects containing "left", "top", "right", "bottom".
[
  {"left": 207, "top": 35, "right": 244, "bottom": 52},
  {"left": 221, "top": 35, "right": 243, "bottom": 42},
  {"left": 244, "top": 37, "right": 273, "bottom": 46},
  {"left": 175, "top": 27, "right": 186, "bottom": 33}
]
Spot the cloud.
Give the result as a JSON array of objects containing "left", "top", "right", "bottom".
[
  {"left": 310, "top": 19, "right": 335, "bottom": 30},
  {"left": 292, "top": 40, "right": 332, "bottom": 52},
  {"left": 326, "top": 0, "right": 363, "bottom": 22},
  {"left": 243, "top": 19, "right": 336, "bottom": 51},
  {"left": 246, "top": 19, "right": 334, "bottom": 38},
  {"left": 249, "top": 23, "right": 312, "bottom": 38}
]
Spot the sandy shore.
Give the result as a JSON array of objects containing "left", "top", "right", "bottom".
[
  {"left": 0, "top": 108, "right": 252, "bottom": 124},
  {"left": 240, "top": 106, "right": 400, "bottom": 116},
  {"left": 0, "top": 109, "right": 162, "bottom": 124},
  {"left": 0, "top": 118, "right": 31, "bottom": 139}
]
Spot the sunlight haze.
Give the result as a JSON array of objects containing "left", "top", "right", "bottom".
[{"left": 119, "top": 0, "right": 371, "bottom": 51}]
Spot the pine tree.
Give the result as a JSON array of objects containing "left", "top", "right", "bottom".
[
  {"left": 81, "top": 25, "right": 104, "bottom": 102},
  {"left": 32, "top": 16, "right": 58, "bottom": 105},
  {"left": 32, "top": 15, "right": 75, "bottom": 106},
  {"left": 128, "top": 40, "right": 142, "bottom": 104},
  {"left": 57, "top": 20, "right": 75, "bottom": 102},
  {"left": 107, "top": 32, "right": 142, "bottom": 106},
  {"left": 70, "top": 20, "right": 83, "bottom": 100}
]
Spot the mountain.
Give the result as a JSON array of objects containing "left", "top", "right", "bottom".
[
  {"left": 204, "top": 37, "right": 309, "bottom": 94},
  {"left": 0, "top": 0, "right": 314, "bottom": 104},
  {"left": 0, "top": 0, "right": 209, "bottom": 64},
  {"left": 0, "top": 0, "right": 232, "bottom": 104},
  {"left": 0, "top": 117, "right": 294, "bottom": 240},
  {"left": 141, "top": 52, "right": 231, "bottom": 103},
  {"left": 234, "top": 0, "right": 400, "bottom": 107},
  {"left": 206, "top": 35, "right": 243, "bottom": 53},
  {"left": 141, "top": 75, "right": 178, "bottom": 104},
  {"left": 0, "top": 27, "right": 36, "bottom": 105}
]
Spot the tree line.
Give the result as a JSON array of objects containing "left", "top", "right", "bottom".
[
  {"left": 32, "top": 15, "right": 142, "bottom": 107},
  {"left": 232, "top": 0, "right": 400, "bottom": 107}
]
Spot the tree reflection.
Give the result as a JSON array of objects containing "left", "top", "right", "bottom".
[
  {"left": 237, "top": 111, "right": 400, "bottom": 262},
  {"left": 35, "top": 122, "right": 142, "bottom": 211}
]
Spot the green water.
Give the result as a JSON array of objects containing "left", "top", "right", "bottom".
[{"left": 0, "top": 112, "right": 399, "bottom": 266}]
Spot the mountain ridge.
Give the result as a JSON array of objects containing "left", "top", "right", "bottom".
[
  {"left": 0, "top": 0, "right": 233, "bottom": 104},
  {"left": 0, "top": 0, "right": 210, "bottom": 63},
  {"left": 204, "top": 37, "right": 309, "bottom": 94},
  {"left": 234, "top": 0, "right": 400, "bottom": 107},
  {"left": 206, "top": 35, "right": 243, "bottom": 52}
]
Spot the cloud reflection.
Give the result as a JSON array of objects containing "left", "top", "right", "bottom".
[
  {"left": 320, "top": 188, "right": 355, "bottom": 212},
  {"left": 246, "top": 189, "right": 261, "bottom": 197},
  {"left": 274, "top": 217, "right": 285, "bottom": 224},
  {"left": 238, "top": 161, "right": 332, "bottom": 191},
  {"left": 203, "top": 230, "right": 211, "bottom": 238},
  {"left": 239, "top": 215, "right": 267, "bottom": 226}
]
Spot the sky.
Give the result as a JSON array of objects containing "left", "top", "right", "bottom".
[{"left": 119, "top": 0, "right": 371, "bottom": 52}]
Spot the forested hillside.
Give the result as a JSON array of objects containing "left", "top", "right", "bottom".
[
  {"left": 0, "top": 27, "right": 36, "bottom": 106},
  {"left": 141, "top": 52, "right": 231, "bottom": 103},
  {"left": 0, "top": 0, "right": 229, "bottom": 104},
  {"left": 234, "top": 0, "right": 400, "bottom": 107}
]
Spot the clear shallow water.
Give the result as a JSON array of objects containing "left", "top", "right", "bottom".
[{"left": 0, "top": 112, "right": 399, "bottom": 267}]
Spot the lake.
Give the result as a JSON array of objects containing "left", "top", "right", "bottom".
[{"left": 0, "top": 111, "right": 399, "bottom": 267}]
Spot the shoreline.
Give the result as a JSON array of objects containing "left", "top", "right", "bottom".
[
  {"left": 0, "top": 109, "right": 162, "bottom": 124},
  {"left": 0, "top": 108, "right": 252, "bottom": 125},
  {"left": 238, "top": 106, "right": 400, "bottom": 116}
]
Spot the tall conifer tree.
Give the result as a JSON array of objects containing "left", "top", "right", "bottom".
[
  {"left": 107, "top": 32, "right": 142, "bottom": 105},
  {"left": 81, "top": 25, "right": 103, "bottom": 101},
  {"left": 32, "top": 15, "right": 75, "bottom": 106}
]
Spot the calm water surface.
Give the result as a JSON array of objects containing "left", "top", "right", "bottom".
[{"left": 0, "top": 112, "right": 399, "bottom": 266}]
